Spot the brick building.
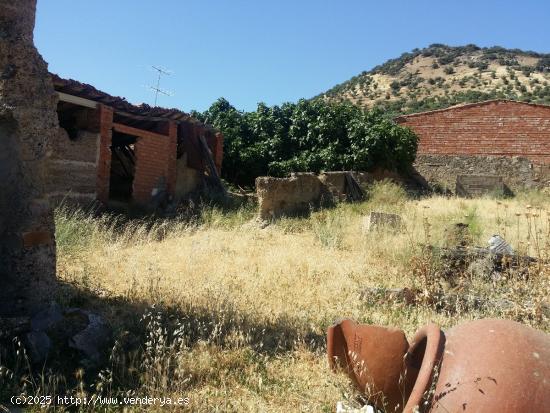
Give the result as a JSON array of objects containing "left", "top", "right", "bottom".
[
  {"left": 47, "top": 74, "right": 223, "bottom": 206},
  {"left": 395, "top": 100, "right": 550, "bottom": 192}
]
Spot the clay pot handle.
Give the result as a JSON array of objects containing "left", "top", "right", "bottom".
[{"left": 403, "top": 323, "right": 444, "bottom": 412}]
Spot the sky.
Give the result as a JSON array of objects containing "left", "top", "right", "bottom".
[{"left": 35, "top": 0, "right": 550, "bottom": 113}]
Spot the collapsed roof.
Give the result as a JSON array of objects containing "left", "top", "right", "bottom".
[{"left": 50, "top": 73, "right": 211, "bottom": 127}]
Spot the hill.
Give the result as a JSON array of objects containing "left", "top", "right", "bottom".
[{"left": 319, "top": 44, "right": 550, "bottom": 116}]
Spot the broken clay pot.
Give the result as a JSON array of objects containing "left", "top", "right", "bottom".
[
  {"left": 327, "top": 319, "right": 416, "bottom": 412},
  {"left": 327, "top": 318, "right": 550, "bottom": 412}
]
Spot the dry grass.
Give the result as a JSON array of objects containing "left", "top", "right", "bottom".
[{"left": 2, "top": 183, "right": 549, "bottom": 411}]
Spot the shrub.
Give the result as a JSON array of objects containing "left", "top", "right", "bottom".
[
  {"left": 463, "top": 206, "right": 483, "bottom": 242},
  {"left": 311, "top": 210, "right": 345, "bottom": 249},
  {"left": 367, "top": 179, "right": 408, "bottom": 209}
]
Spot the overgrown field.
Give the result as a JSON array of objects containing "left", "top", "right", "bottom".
[{"left": 2, "top": 183, "right": 549, "bottom": 412}]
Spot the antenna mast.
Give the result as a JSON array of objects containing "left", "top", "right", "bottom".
[{"left": 149, "top": 65, "right": 173, "bottom": 106}]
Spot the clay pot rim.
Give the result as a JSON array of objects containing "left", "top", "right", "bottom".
[{"left": 403, "top": 323, "right": 443, "bottom": 413}]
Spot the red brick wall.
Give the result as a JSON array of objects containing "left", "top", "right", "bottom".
[
  {"left": 132, "top": 122, "right": 177, "bottom": 204},
  {"left": 96, "top": 104, "right": 113, "bottom": 204},
  {"left": 396, "top": 100, "right": 550, "bottom": 164}
]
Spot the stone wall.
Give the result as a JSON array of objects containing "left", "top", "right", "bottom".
[
  {"left": 318, "top": 171, "right": 372, "bottom": 200},
  {"left": 456, "top": 175, "right": 506, "bottom": 197},
  {"left": 256, "top": 173, "right": 324, "bottom": 220},
  {"left": 175, "top": 153, "right": 203, "bottom": 200},
  {"left": 0, "top": 0, "right": 58, "bottom": 317},
  {"left": 256, "top": 171, "right": 371, "bottom": 220},
  {"left": 414, "top": 154, "right": 549, "bottom": 193},
  {"left": 396, "top": 100, "right": 550, "bottom": 165},
  {"left": 46, "top": 126, "right": 100, "bottom": 205}
]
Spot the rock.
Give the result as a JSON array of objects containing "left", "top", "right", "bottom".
[
  {"left": 0, "top": 316, "right": 30, "bottom": 338},
  {"left": 20, "top": 305, "right": 110, "bottom": 366},
  {"left": 456, "top": 174, "right": 506, "bottom": 197},
  {"left": 25, "top": 330, "right": 51, "bottom": 363},
  {"left": 467, "top": 254, "right": 498, "bottom": 281},
  {"left": 21, "top": 302, "right": 63, "bottom": 362},
  {"left": 363, "top": 211, "right": 403, "bottom": 233},
  {"left": 66, "top": 309, "right": 110, "bottom": 365},
  {"left": 30, "top": 302, "right": 63, "bottom": 331}
]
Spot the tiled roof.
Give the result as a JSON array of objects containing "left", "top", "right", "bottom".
[{"left": 51, "top": 73, "right": 196, "bottom": 123}]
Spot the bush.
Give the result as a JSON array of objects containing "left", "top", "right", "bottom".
[{"left": 390, "top": 80, "right": 401, "bottom": 91}]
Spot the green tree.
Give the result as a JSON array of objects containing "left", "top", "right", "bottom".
[{"left": 196, "top": 98, "right": 418, "bottom": 187}]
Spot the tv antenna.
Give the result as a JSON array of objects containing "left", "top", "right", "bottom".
[{"left": 149, "top": 65, "right": 173, "bottom": 106}]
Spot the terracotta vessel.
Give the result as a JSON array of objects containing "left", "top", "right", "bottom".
[{"left": 327, "top": 318, "right": 550, "bottom": 412}]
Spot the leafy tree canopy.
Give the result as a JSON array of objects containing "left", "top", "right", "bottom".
[{"left": 192, "top": 98, "right": 418, "bottom": 187}]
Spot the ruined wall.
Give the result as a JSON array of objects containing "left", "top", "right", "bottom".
[
  {"left": 96, "top": 105, "right": 113, "bottom": 204},
  {"left": 208, "top": 132, "right": 224, "bottom": 173},
  {"left": 318, "top": 172, "right": 348, "bottom": 201},
  {"left": 414, "top": 154, "right": 549, "bottom": 193},
  {"left": 319, "top": 171, "right": 374, "bottom": 196},
  {"left": 46, "top": 126, "right": 100, "bottom": 205},
  {"left": 397, "top": 100, "right": 550, "bottom": 164},
  {"left": 0, "top": 0, "right": 58, "bottom": 317},
  {"left": 179, "top": 121, "right": 223, "bottom": 174},
  {"left": 175, "top": 153, "right": 203, "bottom": 200},
  {"left": 132, "top": 122, "right": 177, "bottom": 204},
  {"left": 256, "top": 173, "right": 324, "bottom": 220},
  {"left": 255, "top": 171, "right": 375, "bottom": 219}
]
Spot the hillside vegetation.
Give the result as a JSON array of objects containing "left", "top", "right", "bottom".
[{"left": 320, "top": 44, "right": 550, "bottom": 116}]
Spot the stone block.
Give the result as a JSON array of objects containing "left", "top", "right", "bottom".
[
  {"left": 363, "top": 211, "right": 403, "bottom": 232},
  {"left": 456, "top": 174, "right": 505, "bottom": 197}
]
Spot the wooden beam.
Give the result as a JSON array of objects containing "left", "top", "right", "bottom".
[
  {"left": 57, "top": 92, "right": 98, "bottom": 109},
  {"left": 114, "top": 109, "right": 188, "bottom": 123},
  {"left": 114, "top": 110, "right": 217, "bottom": 132},
  {"left": 199, "top": 134, "right": 227, "bottom": 198},
  {"left": 112, "top": 122, "right": 169, "bottom": 140}
]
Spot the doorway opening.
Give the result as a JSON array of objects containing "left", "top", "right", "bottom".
[{"left": 109, "top": 131, "right": 137, "bottom": 202}]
